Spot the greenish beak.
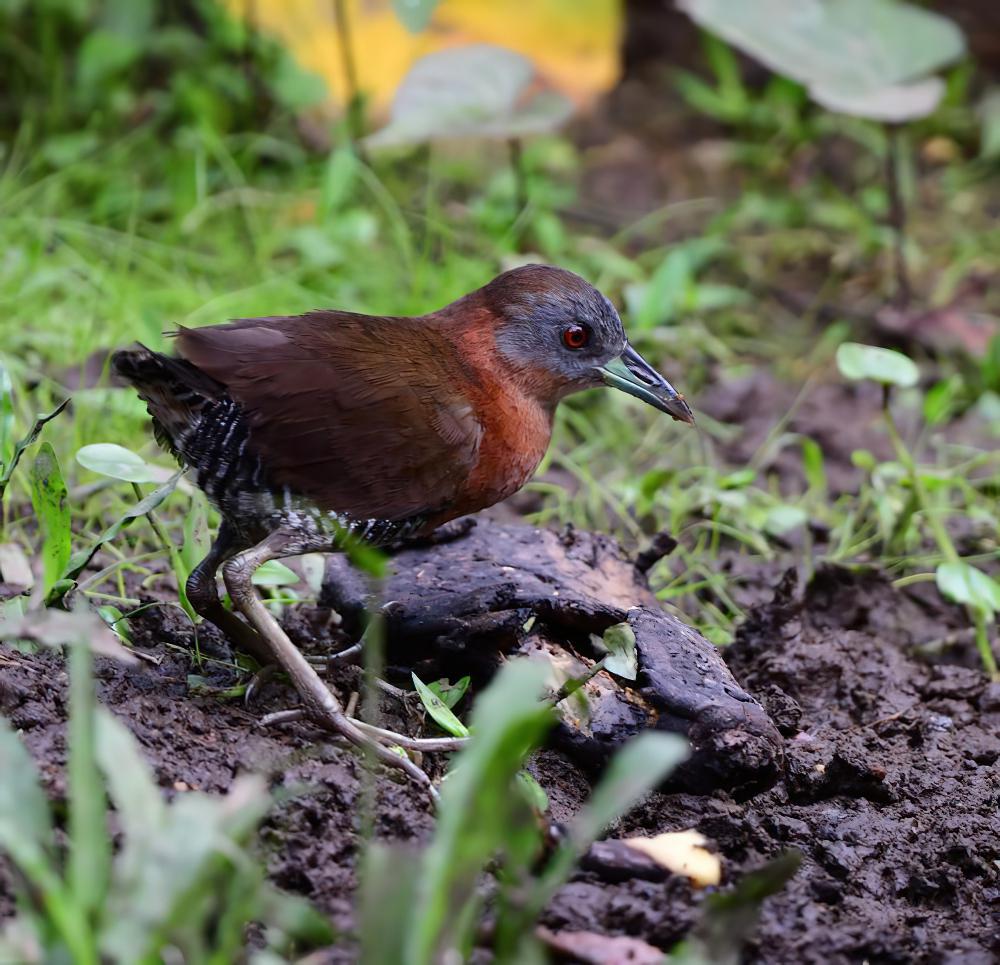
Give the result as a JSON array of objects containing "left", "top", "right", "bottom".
[{"left": 600, "top": 343, "right": 694, "bottom": 425}]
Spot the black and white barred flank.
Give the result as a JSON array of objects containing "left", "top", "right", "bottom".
[{"left": 112, "top": 345, "right": 423, "bottom": 548}]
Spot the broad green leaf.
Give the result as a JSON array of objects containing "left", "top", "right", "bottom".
[
  {"left": 366, "top": 45, "right": 572, "bottom": 148},
  {"left": 936, "top": 562, "right": 1000, "bottom": 618},
  {"left": 0, "top": 398, "right": 69, "bottom": 496},
  {"left": 851, "top": 448, "right": 877, "bottom": 471},
  {"left": 98, "top": 0, "right": 155, "bottom": 40},
  {"left": 677, "top": 0, "right": 965, "bottom": 122},
  {"left": 811, "top": 76, "right": 944, "bottom": 123},
  {"left": 391, "top": 0, "right": 441, "bottom": 33},
  {"left": 836, "top": 342, "right": 919, "bottom": 388},
  {"left": 601, "top": 623, "right": 638, "bottom": 681},
  {"left": 76, "top": 442, "right": 157, "bottom": 483},
  {"left": 252, "top": 560, "right": 299, "bottom": 587},
  {"left": 30, "top": 443, "right": 71, "bottom": 596},
  {"left": 412, "top": 673, "right": 470, "bottom": 738}
]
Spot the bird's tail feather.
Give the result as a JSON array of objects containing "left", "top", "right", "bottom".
[{"left": 112, "top": 344, "right": 224, "bottom": 463}]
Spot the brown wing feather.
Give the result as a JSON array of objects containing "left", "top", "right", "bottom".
[{"left": 175, "top": 311, "right": 483, "bottom": 522}]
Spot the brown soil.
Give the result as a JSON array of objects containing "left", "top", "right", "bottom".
[{"left": 2, "top": 525, "right": 998, "bottom": 962}]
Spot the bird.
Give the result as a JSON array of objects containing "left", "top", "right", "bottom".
[{"left": 113, "top": 263, "right": 694, "bottom": 791}]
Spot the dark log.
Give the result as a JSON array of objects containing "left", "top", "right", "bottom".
[{"left": 321, "top": 519, "right": 783, "bottom": 799}]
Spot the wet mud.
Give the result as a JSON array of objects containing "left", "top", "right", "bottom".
[{"left": 1, "top": 527, "right": 998, "bottom": 962}]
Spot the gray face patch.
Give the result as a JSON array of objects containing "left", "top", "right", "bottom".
[{"left": 485, "top": 265, "right": 628, "bottom": 393}]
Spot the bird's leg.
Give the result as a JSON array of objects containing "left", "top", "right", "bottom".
[
  {"left": 185, "top": 522, "right": 272, "bottom": 667},
  {"left": 222, "top": 531, "right": 439, "bottom": 794}
]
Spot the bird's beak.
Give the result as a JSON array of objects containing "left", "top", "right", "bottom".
[{"left": 600, "top": 343, "right": 695, "bottom": 425}]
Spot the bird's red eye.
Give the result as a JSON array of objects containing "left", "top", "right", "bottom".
[{"left": 562, "top": 324, "right": 590, "bottom": 350}]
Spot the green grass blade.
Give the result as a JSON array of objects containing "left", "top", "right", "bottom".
[
  {"left": 58, "top": 469, "right": 181, "bottom": 588},
  {"left": 527, "top": 732, "right": 689, "bottom": 921},
  {"left": 66, "top": 640, "right": 111, "bottom": 936}
]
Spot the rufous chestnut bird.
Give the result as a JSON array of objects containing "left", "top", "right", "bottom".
[{"left": 113, "top": 264, "right": 694, "bottom": 791}]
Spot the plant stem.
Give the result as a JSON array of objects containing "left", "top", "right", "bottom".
[
  {"left": 972, "top": 608, "right": 999, "bottom": 678},
  {"left": 881, "top": 389, "right": 957, "bottom": 564},
  {"left": 508, "top": 137, "right": 528, "bottom": 214},
  {"left": 882, "top": 391, "right": 998, "bottom": 677},
  {"left": 131, "top": 483, "right": 195, "bottom": 619},
  {"left": 333, "top": 0, "right": 365, "bottom": 151},
  {"left": 884, "top": 124, "right": 911, "bottom": 309}
]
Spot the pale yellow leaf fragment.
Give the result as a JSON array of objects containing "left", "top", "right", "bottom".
[{"left": 623, "top": 829, "right": 722, "bottom": 888}]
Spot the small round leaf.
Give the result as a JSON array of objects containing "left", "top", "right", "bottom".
[
  {"left": 936, "top": 562, "right": 1000, "bottom": 618},
  {"left": 76, "top": 443, "right": 156, "bottom": 483},
  {"left": 836, "top": 342, "right": 919, "bottom": 388}
]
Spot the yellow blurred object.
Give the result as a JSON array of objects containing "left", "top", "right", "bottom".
[
  {"left": 226, "top": 0, "right": 621, "bottom": 117},
  {"left": 922, "top": 136, "right": 960, "bottom": 165},
  {"left": 622, "top": 830, "right": 723, "bottom": 888}
]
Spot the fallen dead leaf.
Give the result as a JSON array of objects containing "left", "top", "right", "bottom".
[{"left": 622, "top": 829, "right": 722, "bottom": 888}]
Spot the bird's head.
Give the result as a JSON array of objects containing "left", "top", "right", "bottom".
[{"left": 477, "top": 264, "right": 694, "bottom": 424}]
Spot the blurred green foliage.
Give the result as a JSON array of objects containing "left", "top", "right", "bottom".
[{"left": 0, "top": 0, "right": 326, "bottom": 153}]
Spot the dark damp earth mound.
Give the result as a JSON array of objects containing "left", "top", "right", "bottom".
[
  {"left": 542, "top": 565, "right": 1000, "bottom": 964},
  {"left": 1, "top": 535, "right": 998, "bottom": 963}
]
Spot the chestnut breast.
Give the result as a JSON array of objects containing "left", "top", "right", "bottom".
[{"left": 434, "top": 321, "right": 555, "bottom": 523}]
